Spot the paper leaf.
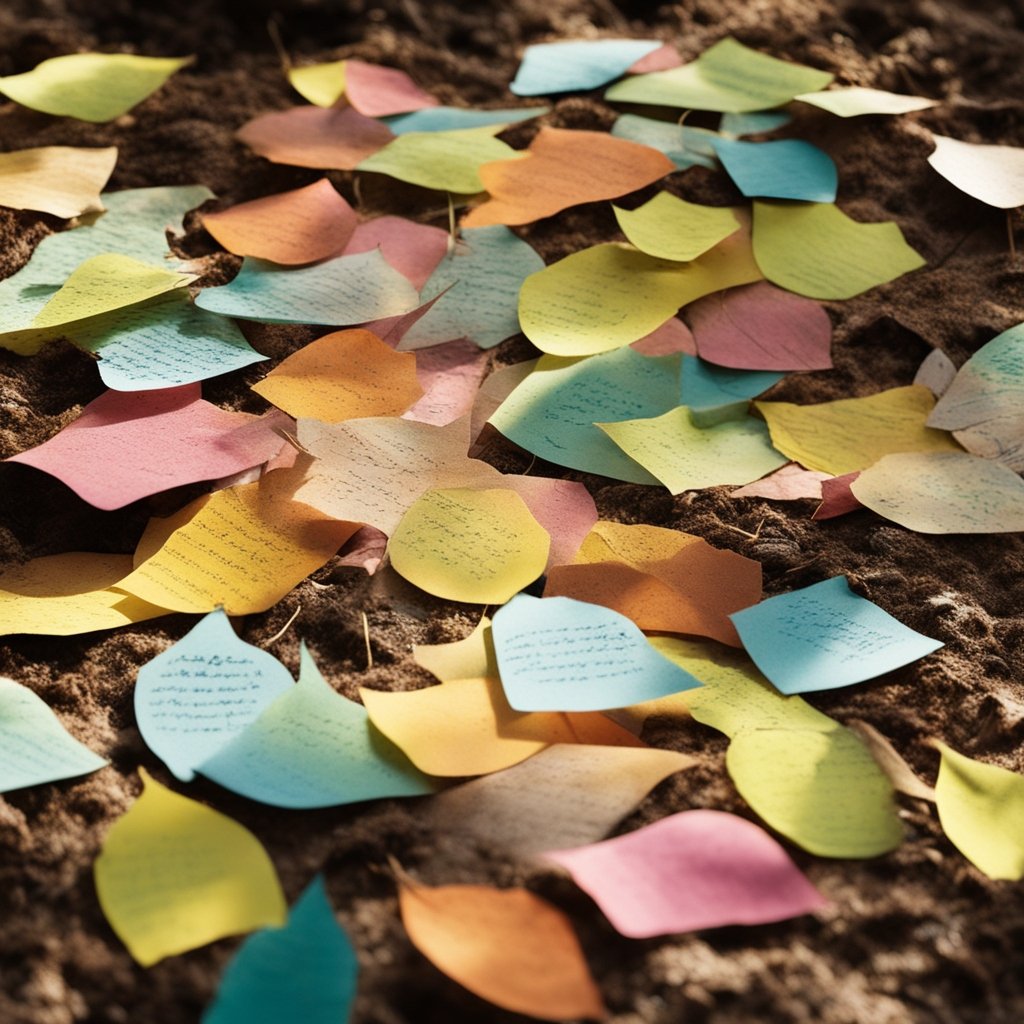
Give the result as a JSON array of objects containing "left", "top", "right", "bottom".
[
  {"left": 510, "top": 39, "right": 667, "bottom": 95},
  {"left": 927, "top": 135, "right": 1024, "bottom": 209},
  {"left": 730, "top": 462, "right": 831, "bottom": 500},
  {"left": 712, "top": 137, "right": 837, "bottom": 202},
  {"left": 0, "top": 146, "right": 116, "bottom": 218},
  {"left": 384, "top": 106, "right": 547, "bottom": 134},
  {"left": 613, "top": 192, "right": 740, "bottom": 262},
  {"left": 414, "top": 617, "right": 497, "bottom": 683},
  {"left": 795, "top": 86, "right": 936, "bottom": 117},
  {"left": 611, "top": 113, "right": 718, "bottom": 171}
]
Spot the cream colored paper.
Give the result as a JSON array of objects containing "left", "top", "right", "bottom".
[{"left": 0, "top": 146, "right": 116, "bottom": 218}]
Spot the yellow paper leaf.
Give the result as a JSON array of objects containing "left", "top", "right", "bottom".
[
  {"left": 933, "top": 741, "right": 1024, "bottom": 880},
  {"left": 613, "top": 192, "right": 740, "bottom": 262},
  {"left": 288, "top": 60, "right": 347, "bottom": 107},
  {"left": 0, "top": 146, "right": 116, "bottom": 218},
  {"left": 795, "top": 86, "right": 936, "bottom": 118},
  {"left": 755, "top": 385, "right": 960, "bottom": 476},
  {"left": 0, "top": 53, "right": 192, "bottom": 122},
  {"left": 413, "top": 617, "right": 497, "bottom": 682},
  {"left": 399, "top": 878, "right": 607, "bottom": 1021},
  {"left": 94, "top": 769, "right": 286, "bottom": 966}
]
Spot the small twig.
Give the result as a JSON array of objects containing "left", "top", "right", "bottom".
[
  {"left": 1008, "top": 209, "right": 1018, "bottom": 259},
  {"left": 446, "top": 193, "right": 458, "bottom": 256},
  {"left": 362, "top": 610, "right": 374, "bottom": 670},
  {"left": 264, "top": 603, "right": 301, "bottom": 645},
  {"left": 785, "top": 555, "right": 822, "bottom": 574},
  {"left": 720, "top": 517, "right": 764, "bottom": 541},
  {"left": 266, "top": 18, "right": 291, "bottom": 70}
]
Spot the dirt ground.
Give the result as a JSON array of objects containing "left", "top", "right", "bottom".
[{"left": 0, "top": 0, "right": 1023, "bottom": 1021}]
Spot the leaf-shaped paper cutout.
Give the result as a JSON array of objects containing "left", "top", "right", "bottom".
[{"left": 613, "top": 192, "right": 740, "bottom": 262}]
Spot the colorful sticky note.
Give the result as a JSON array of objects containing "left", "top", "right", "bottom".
[
  {"left": 388, "top": 487, "right": 550, "bottom": 603},
  {"left": 203, "top": 876, "right": 358, "bottom": 1024},
  {"left": 0, "top": 146, "right": 116, "bottom": 218},
  {"left": 730, "top": 575, "right": 943, "bottom": 694},
  {"left": 631, "top": 315, "right": 698, "bottom": 356},
  {"left": 932, "top": 741, "right": 1024, "bottom": 880},
  {"left": 237, "top": 105, "right": 395, "bottom": 171},
  {"left": 398, "top": 878, "right": 607, "bottom": 1022},
  {"left": 610, "top": 114, "right": 718, "bottom": 171},
  {"left": 680, "top": 354, "right": 784, "bottom": 424},
  {"left": 613, "top": 192, "right": 740, "bottom": 262},
  {"left": 518, "top": 234, "right": 761, "bottom": 357},
  {"left": 94, "top": 769, "right": 286, "bottom": 966},
  {"left": 199, "top": 644, "right": 433, "bottom": 808},
  {"left": 201, "top": 180, "right": 357, "bottom": 266},
  {"left": 403, "top": 338, "right": 490, "bottom": 427},
  {"left": 686, "top": 281, "right": 833, "bottom": 371},
  {"left": 719, "top": 109, "right": 793, "bottom": 135},
  {"left": 598, "top": 406, "right": 787, "bottom": 493},
  {"left": 730, "top": 462, "right": 831, "bottom": 500},
  {"left": 398, "top": 225, "right": 544, "bottom": 350},
  {"left": 605, "top": 36, "right": 833, "bottom": 112},
  {"left": 0, "top": 676, "right": 106, "bottom": 792},
  {"left": 849, "top": 451, "right": 1024, "bottom": 533},
  {"left": 727, "top": 726, "right": 903, "bottom": 857},
  {"left": 545, "top": 810, "right": 825, "bottom": 936},
  {"left": 357, "top": 127, "right": 519, "bottom": 193},
  {"left": 288, "top": 58, "right": 437, "bottom": 116},
  {"left": 813, "top": 471, "right": 864, "bottom": 521},
  {"left": 251, "top": 329, "right": 422, "bottom": 421},
  {"left": 0, "top": 53, "right": 191, "bottom": 122},
  {"left": 752, "top": 200, "right": 925, "bottom": 300},
  {"left": 914, "top": 348, "right": 957, "bottom": 399},
  {"left": 795, "top": 86, "right": 937, "bottom": 117},
  {"left": 463, "top": 127, "right": 673, "bottom": 227},
  {"left": 0, "top": 552, "right": 165, "bottom": 637},
  {"left": 343, "top": 215, "right": 448, "bottom": 290},
  {"left": 511, "top": 39, "right": 668, "bottom": 95},
  {"left": 425, "top": 743, "right": 694, "bottom": 859},
  {"left": 8, "top": 384, "right": 286, "bottom": 510},
  {"left": 492, "top": 594, "right": 700, "bottom": 712},
  {"left": 134, "top": 609, "right": 294, "bottom": 783},
  {"left": 489, "top": 347, "right": 680, "bottom": 484},
  {"left": 384, "top": 105, "right": 547, "bottom": 134},
  {"left": 712, "top": 137, "right": 837, "bottom": 202},
  {"left": 117, "top": 474, "right": 358, "bottom": 614},
  {"left": 755, "top": 384, "right": 960, "bottom": 475},
  {"left": 927, "top": 135, "right": 1024, "bottom": 209},
  {"left": 414, "top": 617, "right": 497, "bottom": 683}
]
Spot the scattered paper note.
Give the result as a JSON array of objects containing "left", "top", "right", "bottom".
[
  {"left": 913, "top": 348, "right": 957, "bottom": 398},
  {"left": 0, "top": 146, "right": 116, "bottom": 218},
  {"left": 403, "top": 338, "right": 490, "bottom": 426},
  {"left": 414, "top": 616, "right": 497, "bottom": 683},
  {"left": 631, "top": 315, "right": 698, "bottom": 356},
  {"left": 712, "top": 137, "right": 837, "bottom": 202},
  {"left": 611, "top": 113, "right": 718, "bottom": 171},
  {"left": 795, "top": 86, "right": 937, "bottom": 117},
  {"left": 344, "top": 215, "right": 448, "bottom": 290},
  {"left": 680, "top": 354, "right": 784, "bottom": 425},
  {"left": 927, "top": 135, "right": 1024, "bottom": 209},
  {"left": 94, "top": 769, "right": 286, "bottom": 966},
  {"left": 613, "top": 192, "right": 740, "bottom": 262},
  {"left": 813, "top": 471, "right": 863, "bottom": 520},
  {"left": 511, "top": 39, "right": 669, "bottom": 95},
  {"left": 730, "top": 462, "right": 831, "bottom": 500}
]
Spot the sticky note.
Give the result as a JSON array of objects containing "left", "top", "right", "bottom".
[
  {"left": 0, "top": 53, "right": 191, "bottom": 121},
  {"left": 0, "top": 552, "right": 165, "bottom": 637},
  {"left": 598, "top": 406, "right": 787, "bottom": 493},
  {"left": 813, "top": 472, "right": 863, "bottom": 521},
  {"left": 251, "top": 329, "right": 421, "bottom": 421},
  {"left": 511, "top": 38, "right": 668, "bottom": 95},
  {"left": 425, "top": 743, "right": 693, "bottom": 859},
  {"left": 927, "top": 321, "right": 1024, "bottom": 470},
  {"left": 687, "top": 281, "right": 833, "bottom": 371},
  {"left": 712, "top": 137, "right": 837, "bottom": 202},
  {"left": 932, "top": 741, "right": 1024, "bottom": 880},
  {"left": 9, "top": 384, "right": 286, "bottom": 510},
  {"left": 546, "top": 809, "right": 825, "bottom": 936},
  {"left": 414, "top": 617, "right": 497, "bottom": 683},
  {"left": 134, "top": 609, "right": 294, "bottom": 782},
  {"left": 849, "top": 450, "right": 1024, "bottom": 533},
  {"left": 463, "top": 127, "right": 673, "bottom": 227},
  {"left": 730, "top": 575, "right": 943, "bottom": 694},
  {"left": 719, "top": 109, "right": 793, "bottom": 135},
  {"left": 0, "top": 676, "right": 106, "bottom": 792},
  {"left": 927, "top": 135, "right": 1024, "bottom": 209},
  {"left": 384, "top": 105, "right": 547, "bottom": 134},
  {"left": 358, "top": 127, "right": 519, "bottom": 194},
  {"left": 403, "top": 338, "right": 489, "bottom": 426},
  {"left": 70, "top": 292, "right": 266, "bottom": 391},
  {"left": 203, "top": 876, "right": 358, "bottom": 1024},
  {"left": 610, "top": 114, "right": 718, "bottom": 171},
  {"left": 519, "top": 234, "right": 761, "bottom": 357},
  {"left": 632, "top": 315, "right": 698, "bottom": 356},
  {"left": 296, "top": 416, "right": 500, "bottom": 535},
  {"left": 489, "top": 347, "right": 679, "bottom": 484},
  {"left": 388, "top": 487, "right": 550, "bottom": 603},
  {"left": 0, "top": 145, "right": 116, "bottom": 218},
  {"left": 680, "top": 355, "right": 784, "bottom": 424},
  {"left": 727, "top": 726, "right": 903, "bottom": 857},
  {"left": 795, "top": 86, "right": 937, "bottom": 117},
  {"left": 914, "top": 348, "right": 957, "bottom": 399},
  {"left": 200, "top": 644, "right": 433, "bottom": 808},
  {"left": 94, "top": 769, "right": 286, "bottom": 966},
  {"left": 730, "top": 462, "right": 831, "bottom": 500},
  {"left": 118, "top": 475, "right": 358, "bottom": 614},
  {"left": 289, "top": 58, "right": 437, "bottom": 116},
  {"left": 201, "top": 180, "right": 357, "bottom": 266},
  {"left": 755, "top": 384, "right": 960, "bottom": 475},
  {"left": 492, "top": 594, "right": 700, "bottom": 712},
  {"left": 398, "top": 878, "right": 606, "bottom": 1022},
  {"left": 236, "top": 105, "right": 395, "bottom": 170},
  {"left": 343, "top": 215, "right": 448, "bottom": 290},
  {"left": 605, "top": 36, "right": 833, "bottom": 112},
  {"left": 752, "top": 200, "right": 925, "bottom": 300},
  {"left": 398, "top": 225, "right": 544, "bottom": 350},
  {"left": 195, "top": 248, "right": 418, "bottom": 324},
  {"left": 613, "top": 192, "right": 740, "bottom": 262}
]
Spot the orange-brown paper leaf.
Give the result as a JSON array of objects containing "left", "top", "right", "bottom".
[{"left": 399, "top": 878, "right": 607, "bottom": 1022}]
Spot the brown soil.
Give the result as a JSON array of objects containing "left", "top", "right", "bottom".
[{"left": 0, "top": 1, "right": 1023, "bottom": 1022}]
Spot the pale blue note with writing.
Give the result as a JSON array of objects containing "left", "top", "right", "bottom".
[
  {"left": 135, "top": 608, "right": 294, "bottom": 782},
  {"left": 203, "top": 875, "right": 358, "bottom": 1024},
  {"left": 199, "top": 643, "right": 435, "bottom": 808},
  {"left": 489, "top": 347, "right": 680, "bottom": 484},
  {"left": 681, "top": 354, "right": 784, "bottom": 425},
  {"left": 729, "top": 575, "right": 943, "bottom": 695},
  {"left": 611, "top": 114, "right": 718, "bottom": 171},
  {"left": 492, "top": 594, "right": 701, "bottom": 712},
  {"left": 0, "top": 676, "right": 107, "bottom": 793},
  {"left": 511, "top": 39, "right": 665, "bottom": 96},
  {"left": 383, "top": 105, "right": 547, "bottom": 134},
  {"left": 399, "top": 225, "right": 545, "bottom": 350},
  {"left": 194, "top": 249, "right": 418, "bottom": 325},
  {"left": 711, "top": 137, "right": 838, "bottom": 203},
  {"left": 719, "top": 110, "right": 793, "bottom": 136}
]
